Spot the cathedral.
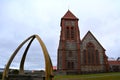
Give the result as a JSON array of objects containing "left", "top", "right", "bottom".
[{"left": 57, "top": 10, "right": 109, "bottom": 74}]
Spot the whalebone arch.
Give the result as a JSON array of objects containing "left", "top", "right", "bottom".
[{"left": 2, "top": 34, "right": 53, "bottom": 80}]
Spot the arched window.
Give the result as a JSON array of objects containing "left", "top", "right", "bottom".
[
  {"left": 66, "top": 27, "right": 70, "bottom": 39},
  {"left": 68, "top": 51, "right": 73, "bottom": 57},
  {"left": 71, "top": 62, "right": 74, "bottom": 69},
  {"left": 65, "top": 26, "right": 75, "bottom": 40},
  {"left": 67, "top": 61, "right": 74, "bottom": 69},
  {"left": 83, "top": 50, "right": 86, "bottom": 64},
  {"left": 96, "top": 50, "right": 100, "bottom": 64},
  {"left": 86, "top": 42, "right": 95, "bottom": 65},
  {"left": 67, "top": 61, "right": 70, "bottom": 69},
  {"left": 71, "top": 27, "right": 74, "bottom": 39}
]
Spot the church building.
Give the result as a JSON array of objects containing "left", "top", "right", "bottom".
[{"left": 57, "top": 10, "right": 109, "bottom": 74}]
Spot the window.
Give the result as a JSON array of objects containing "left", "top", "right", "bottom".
[
  {"left": 65, "top": 21, "right": 70, "bottom": 26},
  {"left": 66, "top": 27, "right": 75, "bottom": 40},
  {"left": 96, "top": 50, "right": 99, "bottom": 64},
  {"left": 71, "top": 21, "right": 75, "bottom": 26},
  {"left": 65, "top": 20, "right": 76, "bottom": 40},
  {"left": 67, "top": 62, "right": 70, "bottom": 69},
  {"left": 87, "top": 42, "right": 95, "bottom": 65},
  {"left": 71, "top": 62, "right": 74, "bottom": 69},
  {"left": 67, "top": 61, "right": 74, "bottom": 69},
  {"left": 71, "top": 27, "right": 74, "bottom": 39},
  {"left": 68, "top": 51, "right": 73, "bottom": 57},
  {"left": 66, "top": 27, "right": 70, "bottom": 39},
  {"left": 65, "top": 21, "right": 75, "bottom": 26},
  {"left": 83, "top": 50, "right": 86, "bottom": 64}
]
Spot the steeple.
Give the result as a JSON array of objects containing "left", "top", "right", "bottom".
[
  {"left": 57, "top": 10, "right": 81, "bottom": 74},
  {"left": 60, "top": 10, "right": 80, "bottom": 41},
  {"left": 62, "top": 10, "right": 79, "bottom": 20}
]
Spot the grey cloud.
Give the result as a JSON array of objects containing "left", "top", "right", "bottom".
[{"left": 0, "top": 0, "right": 120, "bottom": 69}]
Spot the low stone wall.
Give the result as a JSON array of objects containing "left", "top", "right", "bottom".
[
  {"left": 7, "top": 71, "right": 45, "bottom": 80},
  {"left": 8, "top": 74, "right": 45, "bottom": 80}
]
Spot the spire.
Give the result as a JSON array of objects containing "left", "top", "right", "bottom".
[{"left": 62, "top": 10, "right": 78, "bottom": 20}]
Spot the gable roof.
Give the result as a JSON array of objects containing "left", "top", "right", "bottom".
[
  {"left": 62, "top": 10, "right": 78, "bottom": 20},
  {"left": 117, "top": 57, "right": 120, "bottom": 61},
  {"left": 82, "top": 31, "right": 105, "bottom": 51}
]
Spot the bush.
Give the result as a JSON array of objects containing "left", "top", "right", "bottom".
[
  {"left": 10, "top": 69, "right": 19, "bottom": 74},
  {"left": 0, "top": 73, "right": 2, "bottom": 79}
]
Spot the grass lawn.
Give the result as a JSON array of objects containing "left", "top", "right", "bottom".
[{"left": 54, "top": 72, "right": 120, "bottom": 80}]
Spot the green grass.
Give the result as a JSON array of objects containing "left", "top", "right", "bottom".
[{"left": 54, "top": 72, "right": 120, "bottom": 80}]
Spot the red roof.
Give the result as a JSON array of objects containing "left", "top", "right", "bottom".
[
  {"left": 53, "top": 66, "right": 57, "bottom": 70},
  {"left": 62, "top": 10, "right": 78, "bottom": 20},
  {"left": 108, "top": 61, "right": 120, "bottom": 65}
]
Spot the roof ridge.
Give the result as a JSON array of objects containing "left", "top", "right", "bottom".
[
  {"left": 62, "top": 10, "right": 78, "bottom": 19},
  {"left": 82, "top": 31, "right": 105, "bottom": 50}
]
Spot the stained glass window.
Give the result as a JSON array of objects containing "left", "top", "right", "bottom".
[
  {"left": 87, "top": 42, "right": 95, "bottom": 65},
  {"left": 83, "top": 50, "right": 86, "bottom": 64},
  {"left": 96, "top": 50, "right": 99, "bottom": 64}
]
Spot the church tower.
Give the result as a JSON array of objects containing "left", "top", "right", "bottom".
[{"left": 57, "top": 10, "right": 81, "bottom": 74}]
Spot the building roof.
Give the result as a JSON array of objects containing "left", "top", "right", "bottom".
[
  {"left": 82, "top": 31, "right": 105, "bottom": 51},
  {"left": 108, "top": 61, "right": 120, "bottom": 65},
  {"left": 117, "top": 57, "right": 120, "bottom": 61},
  {"left": 53, "top": 66, "right": 57, "bottom": 70},
  {"left": 62, "top": 10, "right": 78, "bottom": 20}
]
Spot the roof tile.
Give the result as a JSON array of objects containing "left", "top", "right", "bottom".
[{"left": 62, "top": 10, "right": 78, "bottom": 19}]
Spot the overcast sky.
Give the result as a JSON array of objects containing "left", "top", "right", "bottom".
[{"left": 0, "top": 0, "right": 120, "bottom": 70}]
